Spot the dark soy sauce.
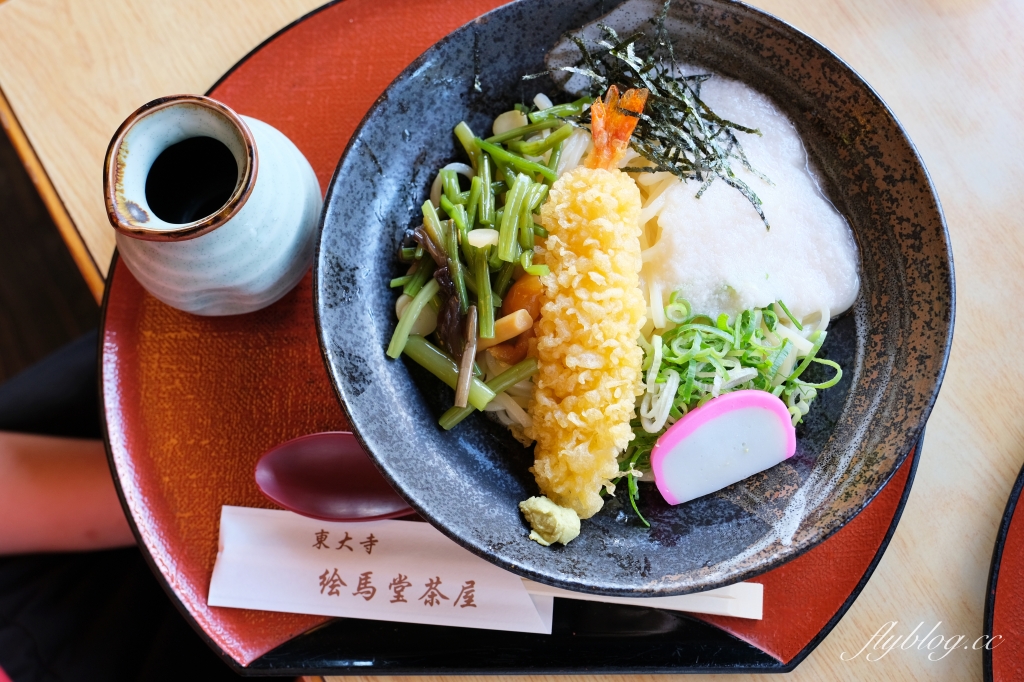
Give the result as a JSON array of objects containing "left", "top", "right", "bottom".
[{"left": 145, "top": 136, "right": 238, "bottom": 224}]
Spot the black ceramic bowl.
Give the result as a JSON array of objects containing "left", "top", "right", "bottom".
[{"left": 315, "top": 0, "right": 953, "bottom": 596}]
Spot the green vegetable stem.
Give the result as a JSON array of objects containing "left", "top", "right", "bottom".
[{"left": 401, "top": 335, "right": 496, "bottom": 411}]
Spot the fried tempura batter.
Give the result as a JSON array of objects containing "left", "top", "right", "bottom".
[{"left": 526, "top": 87, "right": 649, "bottom": 519}]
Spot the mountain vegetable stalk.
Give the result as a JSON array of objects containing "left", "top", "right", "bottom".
[
  {"left": 454, "top": 305, "right": 479, "bottom": 408},
  {"left": 454, "top": 121, "right": 479, "bottom": 170},
  {"left": 475, "top": 139, "right": 556, "bottom": 183},
  {"left": 401, "top": 335, "right": 495, "bottom": 411},
  {"left": 473, "top": 247, "right": 495, "bottom": 338},
  {"left": 498, "top": 174, "right": 531, "bottom": 261},
  {"left": 527, "top": 96, "right": 593, "bottom": 123},
  {"left": 445, "top": 220, "right": 469, "bottom": 314},
  {"left": 478, "top": 155, "right": 494, "bottom": 225},
  {"left": 486, "top": 120, "right": 563, "bottom": 144},
  {"left": 439, "top": 358, "right": 539, "bottom": 429},
  {"left": 508, "top": 123, "right": 574, "bottom": 156},
  {"left": 387, "top": 278, "right": 440, "bottom": 358},
  {"left": 402, "top": 259, "right": 434, "bottom": 297}
]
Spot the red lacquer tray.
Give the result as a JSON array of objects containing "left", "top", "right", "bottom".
[
  {"left": 985, "top": 462, "right": 1024, "bottom": 681},
  {"left": 100, "top": 0, "right": 922, "bottom": 673}
]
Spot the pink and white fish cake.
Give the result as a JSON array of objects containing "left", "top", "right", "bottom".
[{"left": 651, "top": 390, "right": 796, "bottom": 505}]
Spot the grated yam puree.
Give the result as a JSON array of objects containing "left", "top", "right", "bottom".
[{"left": 638, "top": 74, "right": 860, "bottom": 322}]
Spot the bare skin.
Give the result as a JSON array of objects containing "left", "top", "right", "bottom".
[{"left": 0, "top": 431, "right": 135, "bottom": 554}]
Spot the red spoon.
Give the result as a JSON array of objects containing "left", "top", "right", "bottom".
[{"left": 254, "top": 431, "right": 413, "bottom": 522}]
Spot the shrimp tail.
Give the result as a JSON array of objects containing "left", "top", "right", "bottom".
[{"left": 586, "top": 85, "right": 649, "bottom": 171}]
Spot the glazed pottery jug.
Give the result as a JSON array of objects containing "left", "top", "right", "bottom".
[{"left": 103, "top": 95, "right": 321, "bottom": 316}]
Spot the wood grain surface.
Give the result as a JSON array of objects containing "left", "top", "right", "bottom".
[
  {"left": 0, "top": 0, "right": 1020, "bottom": 679},
  {"left": 0, "top": 0, "right": 325, "bottom": 283}
]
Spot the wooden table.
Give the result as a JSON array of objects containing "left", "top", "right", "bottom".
[{"left": 0, "top": 0, "right": 1018, "bottom": 679}]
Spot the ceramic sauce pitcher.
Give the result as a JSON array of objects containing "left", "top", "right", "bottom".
[{"left": 103, "top": 95, "right": 321, "bottom": 316}]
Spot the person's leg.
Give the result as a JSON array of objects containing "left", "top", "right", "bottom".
[
  {"left": 0, "top": 330, "right": 101, "bottom": 440},
  {"left": 0, "top": 332, "right": 287, "bottom": 681},
  {"left": 0, "top": 432, "right": 133, "bottom": 554}
]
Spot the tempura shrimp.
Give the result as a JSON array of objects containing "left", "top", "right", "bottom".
[{"left": 526, "top": 86, "right": 650, "bottom": 519}]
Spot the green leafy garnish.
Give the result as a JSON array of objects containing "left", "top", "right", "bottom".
[{"left": 531, "top": 0, "right": 772, "bottom": 227}]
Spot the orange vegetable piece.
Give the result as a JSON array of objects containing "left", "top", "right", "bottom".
[
  {"left": 501, "top": 274, "right": 544, "bottom": 320},
  {"left": 488, "top": 334, "right": 530, "bottom": 365},
  {"left": 489, "top": 274, "right": 544, "bottom": 365}
]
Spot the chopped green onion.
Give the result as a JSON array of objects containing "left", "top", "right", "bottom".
[
  {"left": 438, "top": 357, "right": 538, "bottom": 429},
  {"left": 786, "top": 331, "right": 826, "bottom": 384},
  {"left": 525, "top": 263, "right": 550, "bottom": 276},
  {"left": 774, "top": 300, "right": 803, "bottom": 331},
  {"left": 665, "top": 297, "right": 690, "bottom": 324},
  {"left": 400, "top": 335, "right": 495, "bottom": 411},
  {"left": 798, "top": 358, "right": 842, "bottom": 389},
  {"left": 623, "top": 296, "right": 844, "bottom": 525},
  {"left": 386, "top": 278, "right": 439, "bottom": 358},
  {"left": 765, "top": 339, "right": 793, "bottom": 383}
]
